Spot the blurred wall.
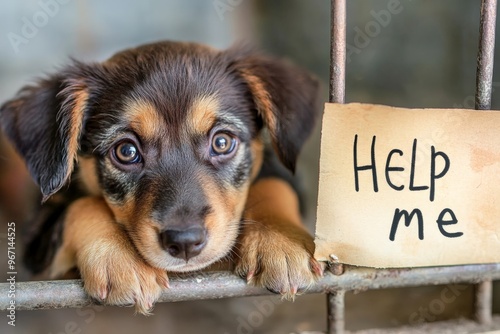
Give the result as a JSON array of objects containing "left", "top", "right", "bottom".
[
  {"left": 255, "top": 0, "right": 498, "bottom": 109},
  {"left": 0, "top": 1, "right": 498, "bottom": 333},
  {"left": 0, "top": 0, "right": 237, "bottom": 102}
]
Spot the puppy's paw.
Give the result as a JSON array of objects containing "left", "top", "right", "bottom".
[
  {"left": 235, "top": 222, "right": 324, "bottom": 299},
  {"left": 78, "top": 240, "right": 169, "bottom": 315}
]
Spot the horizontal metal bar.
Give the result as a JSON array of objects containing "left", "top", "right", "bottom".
[
  {"left": 1, "top": 263, "right": 499, "bottom": 311},
  {"left": 298, "top": 315, "right": 500, "bottom": 334}
]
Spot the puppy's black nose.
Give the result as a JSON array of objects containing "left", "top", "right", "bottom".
[{"left": 160, "top": 227, "right": 207, "bottom": 261}]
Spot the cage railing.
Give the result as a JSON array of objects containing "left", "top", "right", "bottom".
[{"left": 1, "top": 0, "right": 499, "bottom": 333}]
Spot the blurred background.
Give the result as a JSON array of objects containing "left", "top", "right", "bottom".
[{"left": 0, "top": 0, "right": 499, "bottom": 333}]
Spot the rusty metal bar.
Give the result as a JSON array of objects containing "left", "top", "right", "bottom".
[
  {"left": 328, "top": 0, "right": 347, "bottom": 332},
  {"left": 329, "top": 0, "right": 346, "bottom": 104},
  {"left": 473, "top": 0, "right": 497, "bottom": 325},
  {"left": 327, "top": 258, "right": 345, "bottom": 333},
  {"left": 475, "top": 280, "right": 493, "bottom": 324},
  {"left": 1, "top": 264, "right": 500, "bottom": 311},
  {"left": 298, "top": 316, "right": 500, "bottom": 334},
  {"left": 327, "top": 291, "right": 345, "bottom": 334},
  {"left": 476, "top": 0, "right": 497, "bottom": 109}
]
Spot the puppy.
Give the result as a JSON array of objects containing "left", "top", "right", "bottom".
[{"left": 0, "top": 41, "right": 322, "bottom": 314}]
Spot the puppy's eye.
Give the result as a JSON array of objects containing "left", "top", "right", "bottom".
[
  {"left": 114, "top": 141, "right": 141, "bottom": 164},
  {"left": 211, "top": 133, "right": 236, "bottom": 156}
]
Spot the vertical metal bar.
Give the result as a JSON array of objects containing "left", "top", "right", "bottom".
[
  {"left": 329, "top": 0, "right": 346, "bottom": 104},
  {"left": 475, "top": 0, "right": 497, "bottom": 110},
  {"left": 475, "top": 280, "right": 493, "bottom": 324},
  {"left": 328, "top": 291, "right": 346, "bottom": 334},
  {"left": 327, "top": 0, "right": 347, "bottom": 333},
  {"left": 474, "top": 0, "right": 496, "bottom": 324},
  {"left": 328, "top": 0, "right": 346, "bottom": 280}
]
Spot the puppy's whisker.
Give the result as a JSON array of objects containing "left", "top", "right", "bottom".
[
  {"left": 225, "top": 247, "right": 241, "bottom": 261},
  {"left": 240, "top": 219, "right": 259, "bottom": 225},
  {"left": 239, "top": 219, "right": 274, "bottom": 233}
]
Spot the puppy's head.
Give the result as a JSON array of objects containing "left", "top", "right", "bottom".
[{"left": 0, "top": 41, "right": 318, "bottom": 272}]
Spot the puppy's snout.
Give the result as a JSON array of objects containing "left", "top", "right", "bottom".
[{"left": 160, "top": 227, "right": 207, "bottom": 261}]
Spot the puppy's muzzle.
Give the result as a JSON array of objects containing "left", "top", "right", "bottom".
[{"left": 160, "top": 227, "right": 207, "bottom": 261}]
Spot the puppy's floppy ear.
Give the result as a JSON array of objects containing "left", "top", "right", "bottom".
[
  {"left": 0, "top": 69, "right": 89, "bottom": 201},
  {"left": 229, "top": 49, "right": 319, "bottom": 172}
]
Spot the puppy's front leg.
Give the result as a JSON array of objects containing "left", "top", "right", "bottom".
[
  {"left": 235, "top": 178, "right": 324, "bottom": 298},
  {"left": 51, "top": 197, "right": 169, "bottom": 314}
]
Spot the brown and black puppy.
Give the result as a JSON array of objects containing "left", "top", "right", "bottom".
[{"left": 0, "top": 41, "right": 322, "bottom": 314}]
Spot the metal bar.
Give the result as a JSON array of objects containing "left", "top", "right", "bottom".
[
  {"left": 327, "top": 291, "right": 345, "bottom": 334},
  {"left": 2, "top": 264, "right": 500, "bottom": 311},
  {"left": 328, "top": 0, "right": 347, "bottom": 332},
  {"left": 329, "top": 0, "right": 346, "bottom": 104},
  {"left": 473, "top": 0, "right": 497, "bottom": 325},
  {"left": 475, "top": 279, "right": 493, "bottom": 324},
  {"left": 475, "top": 0, "right": 497, "bottom": 110},
  {"left": 298, "top": 316, "right": 500, "bottom": 334}
]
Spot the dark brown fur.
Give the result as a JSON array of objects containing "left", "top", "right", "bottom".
[{"left": 0, "top": 41, "right": 322, "bottom": 314}]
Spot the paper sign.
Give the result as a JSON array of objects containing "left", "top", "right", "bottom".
[{"left": 314, "top": 103, "right": 500, "bottom": 268}]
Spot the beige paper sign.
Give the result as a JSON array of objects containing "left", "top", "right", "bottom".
[{"left": 314, "top": 103, "right": 500, "bottom": 268}]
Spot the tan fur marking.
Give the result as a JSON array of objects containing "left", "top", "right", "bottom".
[
  {"left": 51, "top": 197, "right": 117, "bottom": 277},
  {"left": 51, "top": 197, "right": 168, "bottom": 314},
  {"left": 250, "top": 138, "right": 264, "bottom": 181},
  {"left": 105, "top": 190, "right": 164, "bottom": 267},
  {"left": 78, "top": 157, "right": 101, "bottom": 196},
  {"left": 60, "top": 87, "right": 88, "bottom": 197},
  {"left": 106, "top": 195, "right": 137, "bottom": 228},
  {"left": 236, "top": 178, "right": 322, "bottom": 298},
  {"left": 123, "top": 171, "right": 244, "bottom": 273},
  {"left": 207, "top": 184, "right": 245, "bottom": 243},
  {"left": 244, "top": 178, "right": 302, "bottom": 227},
  {"left": 240, "top": 70, "right": 277, "bottom": 131},
  {"left": 125, "top": 99, "right": 163, "bottom": 140},
  {"left": 190, "top": 95, "right": 219, "bottom": 134},
  {"left": 204, "top": 177, "right": 245, "bottom": 226}
]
